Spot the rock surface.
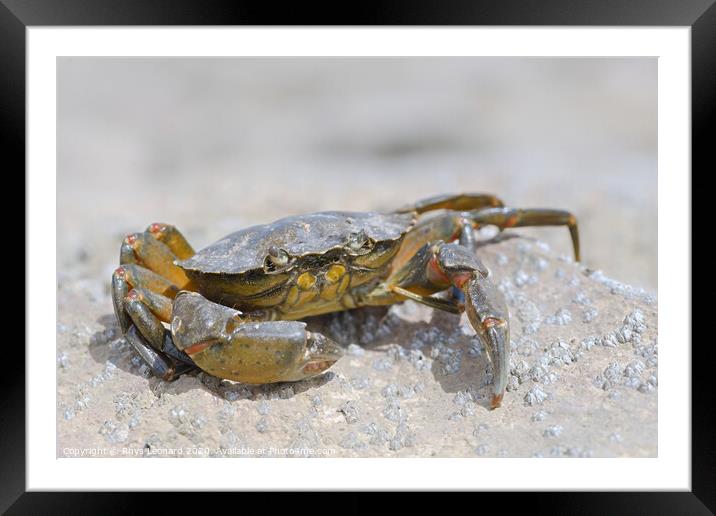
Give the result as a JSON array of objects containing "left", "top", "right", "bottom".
[{"left": 57, "top": 236, "right": 657, "bottom": 458}]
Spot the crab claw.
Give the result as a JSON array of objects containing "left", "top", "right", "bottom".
[
  {"left": 171, "top": 292, "right": 343, "bottom": 384},
  {"left": 461, "top": 275, "right": 510, "bottom": 409},
  {"left": 481, "top": 318, "right": 510, "bottom": 409},
  {"left": 425, "top": 243, "right": 510, "bottom": 409},
  {"left": 301, "top": 331, "right": 344, "bottom": 378}
]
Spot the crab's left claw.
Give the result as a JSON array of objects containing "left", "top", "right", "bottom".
[
  {"left": 461, "top": 276, "right": 510, "bottom": 409},
  {"left": 427, "top": 244, "right": 510, "bottom": 409}
]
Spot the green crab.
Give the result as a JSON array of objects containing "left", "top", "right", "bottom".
[{"left": 111, "top": 193, "right": 579, "bottom": 409}]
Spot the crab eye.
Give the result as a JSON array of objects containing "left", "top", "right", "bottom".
[
  {"left": 347, "top": 230, "right": 374, "bottom": 254},
  {"left": 264, "top": 246, "right": 290, "bottom": 272}
]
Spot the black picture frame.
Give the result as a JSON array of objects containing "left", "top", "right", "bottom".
[{"left": 5, "top": 0, "right": 707, "bottom": 513}]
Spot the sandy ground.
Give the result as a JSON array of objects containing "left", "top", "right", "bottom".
[{"left": 56, "top": 58, "right": 657, "bottom": 457}]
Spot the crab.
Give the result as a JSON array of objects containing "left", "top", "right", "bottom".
[{"left": 111, "top": 193, "right": 579, "bottom": 409}]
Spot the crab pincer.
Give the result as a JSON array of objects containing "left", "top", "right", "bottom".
[
  {"left": 428, "top": 244, "right": 510, "bottom": 409},
  {"left": 461, "top": 275, "right": 510, "bottom": 409},
  {"left": 387, "top": 241, "right": 510, "bottom": 408},
  {"left": 170, "top": 292, "right": 344, "bottom": 384}
]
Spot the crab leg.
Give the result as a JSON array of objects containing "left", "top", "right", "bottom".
[
  {"left": 124, "top": 326, "right": 175, "bottom": 380},
  {"left": 124, "top": 327, "right": 195, "bottom": 380},
  {"left": 390, "top": 212, "right": 469, "bottom": 272},
  {"left": 385, "top": 241, "right": 510, "bottom": 409},
  {"left": 113, "top": 222, "right": 193, "bottom": 332},
  {"left": 128, "top": 286, "right": 173, "bottom": 322},
  {"left": 120, "top": 231, "right": 193, "bottom": 288},
  {"left": 170, "top": 292, "right": 343, "bottom": 384},
  {"left": 395, "top": 193, "right": 504, "bottom": 214},
  {"left": 112, "top": 223, "right": 198, "bottom": 380},
  {"left": 111, "top": 268, "right": 196, "bottom": 378},
  {"left": 145, "top": 222, "right": 195, "bottom": 260},
  {"left": 463, "top": 207, "right": 580, "bottom": 262},
  {"left": 124, "top": 290, "right": 167, "bottom": 351},
  {"left": 393, "top": 206, "right": 580, "bottom": 273},
  {"left": 111, "top": 264, "right": 179, "bottom": 332},
  {"left": 444, "top": 222, "right": 480, "bottom": 305}
]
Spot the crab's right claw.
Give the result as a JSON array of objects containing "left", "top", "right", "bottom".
[{"left": 462, "top": 275, "right": 510, "bottom": 409}]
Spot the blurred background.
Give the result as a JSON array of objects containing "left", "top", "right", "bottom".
[{"left": 57, "top": 57, "right": 657, "bottom": 292}]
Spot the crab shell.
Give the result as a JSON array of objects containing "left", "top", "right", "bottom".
[{"left": 175, "top": 211, "right": 416, "bottom": 318}]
